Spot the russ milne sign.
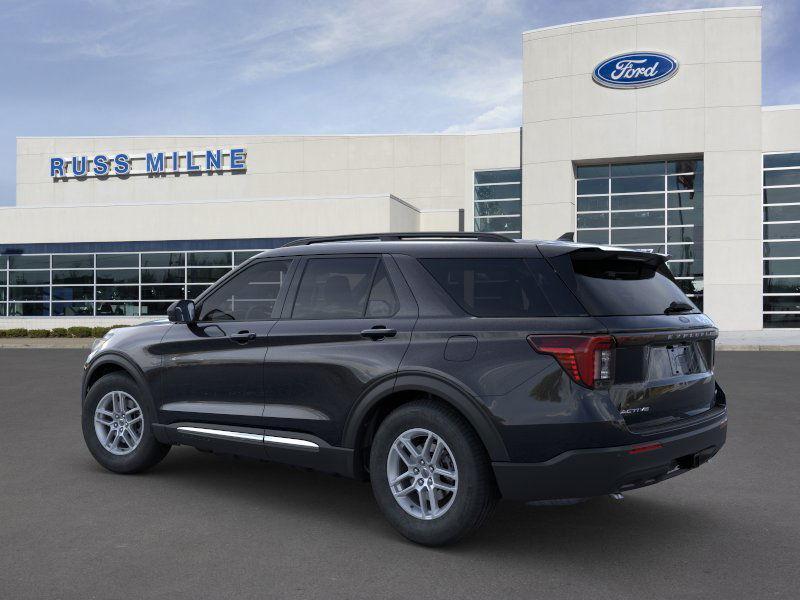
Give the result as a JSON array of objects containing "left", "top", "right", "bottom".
[
  {"left": 592, "top": 52, "right": 678, "bottom": 89},
  {"left": 50, "top": 148, "right": 246, "bottom": 179}
]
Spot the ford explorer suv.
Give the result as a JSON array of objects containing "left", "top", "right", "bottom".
[{"left": 81, "top": 232, "right": 727, "bottom": 546}]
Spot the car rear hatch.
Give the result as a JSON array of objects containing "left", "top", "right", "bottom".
[{"left": 541, "top": 243, "right": 720, "bottom": 430}]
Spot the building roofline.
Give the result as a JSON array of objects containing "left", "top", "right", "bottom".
[
  {"left": 763, "top": 104, "right": 800, "bottom": 112},
  {"left": 522, "top": 5, "right": 761, "bottom": 36},
  {"left": 16, "top": 128, "right": 520, "bottom": 141}
]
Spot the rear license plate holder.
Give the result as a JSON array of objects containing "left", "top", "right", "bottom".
[{"left": 666, "top": 344, "right": 688, "bottom": 376}]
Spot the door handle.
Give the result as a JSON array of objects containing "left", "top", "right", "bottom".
[
  {"left": 230, "top": 330, "right": 257, "bottom": 343},
  {"left": 361, "top": 327, "right": 397, "bottom": 340}
]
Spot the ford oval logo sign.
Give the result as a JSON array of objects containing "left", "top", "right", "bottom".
[{"left": 593, "top": 52, "right": 679, "bottom": 89}]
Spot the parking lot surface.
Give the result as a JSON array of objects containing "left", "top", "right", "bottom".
[{"left": 1, "top": 349, "right": 798, "bottom": 599}]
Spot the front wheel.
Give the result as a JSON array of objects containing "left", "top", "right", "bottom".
[
  {"left": 82, "top": 372, "right": 170, "bottom": 474},
  {"left": 369, "top": 400, "right": 497, "bottom": 546}
]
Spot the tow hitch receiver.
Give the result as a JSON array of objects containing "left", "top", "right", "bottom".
[{"left": 676, "top": 446, "right": 718, "bottom": 470}]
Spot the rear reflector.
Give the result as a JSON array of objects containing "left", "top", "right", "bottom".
[
  {"left": 527, "top": 334, "right": 614, "bottom": 388},
  {"left": 628, "top": 443, "right": 663, "bottom": 455}
]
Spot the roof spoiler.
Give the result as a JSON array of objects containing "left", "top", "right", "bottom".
[{"left": 557, "top": 231, "right": 574, "bottom": 241}]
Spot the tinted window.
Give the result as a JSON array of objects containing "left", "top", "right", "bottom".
[
  {"left": 292, "top": 257, "right": 377, "bottom": 319},
  {"left": 199, "top": 259, "right": 291, "bottom": 322},
  {"left": 420, "top": 258, "right": 584, "bottom": 318},
  {"left": 567, "top": 250, "right": 694, "bottom": 316},
  {"left": 365, "top": 262, "right": 399, "bottom": 318}
]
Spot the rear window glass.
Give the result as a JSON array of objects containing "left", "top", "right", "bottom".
[
  {"left": 420, "top": 258, "right": 585, "bottom": 317},
  {"left": 568, "top": 251, "right": 695, "bottom": 316}
]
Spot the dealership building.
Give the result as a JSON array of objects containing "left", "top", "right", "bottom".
[{"left": 2, "top": 5, "right": 799, "bottom": 332}]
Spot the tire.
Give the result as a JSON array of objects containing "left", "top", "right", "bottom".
[
  {"left": 369, "top": 399, "right": 498, "bottom": 546},
  {"left": 81, "top": 372, "right": 170, "bottom": 474}
]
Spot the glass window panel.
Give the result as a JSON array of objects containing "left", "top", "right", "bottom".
[
  {"left": 0, "top": 288, "right": 5, "bottom": 301},
  {"left": 667, "top": 191, "right": 703, "bottom": 209},
  {"left": 141, "top": 285, "right": 185, "bottom": 301},
  {"left": 763, "top": 241, "right": 800, "bottom": 258},
  {"left": 187, "top": 285, "right": 211, "bottom": 299},
  {"left": 141, "top": 268, "right": 184, "bottom": 284},
  {"left": 52, "top": 286, "right": 93, "bottom": 301},
  {"left": 9, "top": 255, "right": 49, "bottom": 269},
  {"left": 200, "top": 259, "right": 292, "bottom": 321},
  {"left": 140, "top": 302, "right": 172, "bottom": 316},
  {"left": 187, "top": 267, "right": 231, "bottom": 283},
  {"left": 676, "top": 278, "right": 703, "bottom": 296},
  {"left": 188, "top": 251, "right": 232, "bottom": 267},
  {"left": 52, "top": 302, "right": 94, "bottom": 316},
  {"left": 611, "top": 210, "right": 665, "bottom": 228},
  {"left": 576, "top": 179, "right": 608, "bottom": 195},
  {"left": 611, "top": 176, "right": 663, "bottom": 194},
  {"left": 764, "top": 170, "right": 800, "bottom": 187},
  {"left": 576, "top": 229, "right": 608, "bottom": 244},
  {"left": 577, "top": 197, "right": 608, "bottom": 212},
  {"left": 0, "top": 271, "right": 6, "bottom": 285},
  {"left": 234, "top": 251, "right": 261, "bottom": 265},
  {"left": 52, "top": 269, "right": 93, "bottom": 284},
  {"left": 96, "top": 286, "right": 139, "bottom": 301},
  {"left": 763, "top": 259, "right": 800, "bottom": 276},
  {"left": 576, "top": 165, "right": 608, "bottom": 179},
  {"left": 667, "top": 244, "right": 695, "bottom": 260},
  {"left": 667, "top": 261, "right": 694, "bottom": 277},
  {"left": 141, "top": 253, "right": 185, "bottom": 268},
  {"left": 0, "top": 304, "right": 6, "bottom": 316},
  {"left": 474, "top": 170, "right": 520, "bottom": 184},
  {"left": 0, "top": 255, "right": 6, "bottom": 269},
  {"left": 763, "top": 187, "right": 800, "bottom": 204},
  {"left": 365, "top": 262, "right": 400, "bottom": 318},
  {"left": 764, "top": 205, "right": 800, "bottom": 222},
  {"left": 764, "top": 223, "right": 800, "bottom": 240},
  {"left": 473, "top": 216, "right": 521, "bottom": 233},
  {"left": 9, "top": 271, "right": 49, "bottom": 285},
  {"left": 8, "top": 302, "right": 49, "bottom": 316},
  {"left": 611, "top": 228, "right": 664, "bottom": 244},
  {"left": 577, "top": 213, "right": 609, "bottom": 228},
  {"left": 96, "top": 269, "right": 138, "bottom": 284},
  {"left": 10, "top": 287, "right": 50, "bottom": 301},
  {"left": 96, "top": 302, "right": 139, "bottom": 316},
  {"left": 52, "top": 254, "right": 93, "bottom": 269},
  {"left": 668, "top": 209, "right": 700, "bottom": 226},
  {"left": 474, "top": 200, "right": 521, "bottom": 217},
  {"left": 763, "top": 296, "right": 800, "bottom": 312},
  {"left": 667, "top": 227, "right": 695, "bottom": 243},
  {"left": 764, "top": 278, "right": 800, "bottom": 294},
  {"left": 667, "top": 174, "right": 700, "bottom": 191},
  {"left": 611, "top": 194, "right": 663, "bottom": 210},
  {"left": 474, "top": 184, "right": 521, "bottom": 200},
  {"left": 764, "top": 314, "right": 800, "bottom": 328},
  {"left": 96, "top": 254, "right": 138, "bottom": 268},
  {"left": 667, "top": 160, "right": 702, "bottom": 174},
  {"left": 611, "top": 162, "right": 664, "bottom": 177},
  {"left": 764, "top": 153, "right": 800, "bottom": 169}
]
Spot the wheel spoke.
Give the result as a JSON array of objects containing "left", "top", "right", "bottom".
[
  {"left": 95, "top": 415, "right": 114, "bottom": 426},
  {"left": 426, "top": 487, "right": 438, "bottom": 515},
  {"left": 128, "top": 415, "right": 143, "bottom": 426},
  {"left": 433, "top": 481, "right": 456, "bottom": 493},
  {"left": 417, "top": 488, "right": 428, "bottom": 518},
  {"left": 389, "top": 471, "right": 412, "bottom": 486},
  {"left": 421, "top": 433, "right": 434, "bottom": 461},
  {"left": 393, "top": 482, "right": 416, "bottom": 497}
]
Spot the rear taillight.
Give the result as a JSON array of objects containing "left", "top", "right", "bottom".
[{"left": 527, "top": 335, "right": 614, "bottom": 388}]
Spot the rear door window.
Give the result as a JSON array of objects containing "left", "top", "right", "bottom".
[
  {"left": 567, "top": 250, "right": 694, "bottom": 316},
  {"left": 420, "top": 258, "right": 585, "bottom": 317},
  {"left": 292, "top": 257, "right": 388, "bottom": 319}
]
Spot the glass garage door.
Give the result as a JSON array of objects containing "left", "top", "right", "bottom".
[
  {"left": 575, "top": 159, "right": 704, "bottom": 309},
  {"left": 763, "top": 153, "right": 800, "bottom": 328},
  {"left": 474, "top": 169, "right": 521, "bottom": 238}
]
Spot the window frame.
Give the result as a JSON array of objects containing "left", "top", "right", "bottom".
[{"left": 283, "top": 254, "right": 401, "bottom": 321}]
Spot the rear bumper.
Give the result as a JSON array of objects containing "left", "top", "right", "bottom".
[{"left": 492, "top": 408, "right": 727, "bottom": 501}]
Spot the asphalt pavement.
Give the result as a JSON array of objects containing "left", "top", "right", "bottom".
[{"left": 1, "top": 349, "right": 798, "bottom": 599}]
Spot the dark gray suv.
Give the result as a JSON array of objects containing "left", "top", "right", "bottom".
[{"left": 81, "top": 232, "right": 727, "bottom": 546}]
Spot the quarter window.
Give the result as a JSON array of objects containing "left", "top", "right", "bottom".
[{"left": 198, "top": 259, "right": 291, "bottom": 322}]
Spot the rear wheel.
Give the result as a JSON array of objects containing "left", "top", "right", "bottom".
[
  {"left": 82, "top": 372, "right": 170, "bottom": 474},
  {"left": 369, "top": 400, "right": 497, "bottom": 546}
]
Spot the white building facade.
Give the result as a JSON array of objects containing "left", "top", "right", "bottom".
[{"left": 2, "top": 6, "right": 799, "bottom": 331}]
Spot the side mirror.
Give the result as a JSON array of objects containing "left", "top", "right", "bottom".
[{"left": 167, "top": 299, "right": 197, "bottom": 324}]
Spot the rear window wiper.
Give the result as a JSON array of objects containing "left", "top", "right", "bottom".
[{"left": 664, "top": 301, "right": 694, "bottom": 314}]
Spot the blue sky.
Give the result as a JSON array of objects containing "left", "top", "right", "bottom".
[{"left": 1, "top": 0, "right": 798, "bottom": 206}]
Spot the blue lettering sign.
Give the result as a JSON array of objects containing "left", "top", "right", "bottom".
[
  {"left": 50, "top": 158, "right": 65, "bottom": 177},
  {"left": 593, "top": 52, "right": 678, "bottom": 89},
  {"left": 171, "top": 151, "right": 180, "bottom": 172},
  {"left": 186, "top": 150, "right": 200, "bottom": 172},
  {"left": 93, "top": 154, "right": 109, "bottom": 176},
  {"left": 206, "top": 149, "right": 221, "bottom": 170},
  {"left": 113, "top": 153, "right": 130, "bottom": 175},
  {"left": 72, "top": 156, "right": 88, "bottom": 177},
  {"left": 230, "top": 148, "right": 246, "bottom": 170},
  {"left": 146, "top": 152, "right": 165, "bottom": 173}
]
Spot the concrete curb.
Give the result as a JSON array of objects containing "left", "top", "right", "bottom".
[
  {"left": 0, "top": 338, "right": 96, "bottom": 349},
  {"left": 717, "top": 344, "right": 800, "bottom": 351}
]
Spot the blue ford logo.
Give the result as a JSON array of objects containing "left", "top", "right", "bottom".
[{"left": 593, "top": 52, "right": 678, "bottom": 89}]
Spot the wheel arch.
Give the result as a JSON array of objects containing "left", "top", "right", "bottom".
[
  {"left": 343, "top": 373, "right": 510, "bottom": 478},
  {"left": 83, "top": 353, "right": 156, "bottom": 416}
]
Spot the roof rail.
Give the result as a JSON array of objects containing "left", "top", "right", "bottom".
[{"left": 281, "top": 232, "right": 515, "bottom": 247}]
